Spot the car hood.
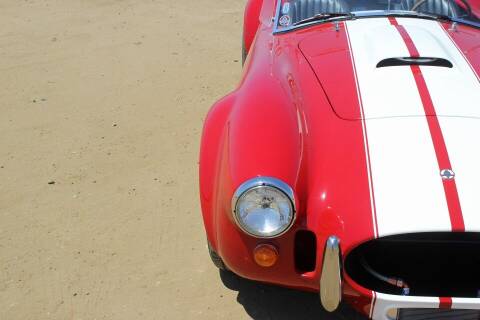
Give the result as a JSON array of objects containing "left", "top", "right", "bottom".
[
  {"left": 299, "top": 17, "right": 480, "bottom": 120},
  {"left": 294, "top": 18, "right": 480, "bottom": 241}
]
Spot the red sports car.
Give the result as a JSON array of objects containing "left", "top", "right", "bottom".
[{"left": 199, "top": 0, "right": 480, "bottom": 318}]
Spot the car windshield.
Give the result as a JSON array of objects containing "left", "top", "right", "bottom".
[{"left": 275, "top": 0, "right": 480, "bottom": 31}]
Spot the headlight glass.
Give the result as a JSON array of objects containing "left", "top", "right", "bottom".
[{"left": 233, "top": 178, "right": 295, "bottom": 238}]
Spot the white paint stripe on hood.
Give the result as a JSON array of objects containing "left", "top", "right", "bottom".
[
  {"left": 433, "top": 117, "right": 480, "bottom": 232},
  {"left": 345, "top": 18, "right": 422, "bottom": 118},
  {"left": 345, "top": 18, "right": 452, "bottom": 237},
  {"left": 397, "top": 19, "right": 480, "bottom": 231},
  {"left": 344, "top": 22, "right": 379, "bottom": 238},
  {"left": 398, "top": 18, "right": 480, "bottom": 118}
]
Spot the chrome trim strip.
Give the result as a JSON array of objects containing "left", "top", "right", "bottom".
[
  {"left": 320, "top": 236, "right": 342, "bottom": 312},
  {"left": 231, "top": 176, "right": 296, "bottom": 239}
]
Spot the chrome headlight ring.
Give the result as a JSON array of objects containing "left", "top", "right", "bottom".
[{"left": 231, "top": 177, "right": 296, "bottom": 238}]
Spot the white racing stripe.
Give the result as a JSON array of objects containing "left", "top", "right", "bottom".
[
  {"left": 345, "top": 18, "right": 421, "bottom": 119},
  {"left": 359, "top": 117, "right": 451, "bottom": 237},
  {"left": 396, "top": 18, "right": 480, "bottom": 232},
  {"left": 452, "top": 298, "right": 480, "bottom": 310},
  {"left": 345, "top": 18, "right": 452, "bottom": 237},
  {"left": 397, "top": 18, "right": 480, "bottom": 119},
  {"left": 372, "top": 293, "right": 440, "bottom": 319},
  {"left": 433, "top": 117, "right": 480, "bottom": 231},
  {"left": 345, "top": 23, "right": 379, "bottom": 238},
  {"left": 372, "top": 295, "right": 480, "bottom": 319}
]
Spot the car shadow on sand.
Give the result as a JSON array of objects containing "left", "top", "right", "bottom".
[{"left": 220, "top": 270, "right": 367, "bottom": 320}]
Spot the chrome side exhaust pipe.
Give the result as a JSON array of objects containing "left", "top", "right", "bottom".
[{"left": 320, "top": 236, "right": 342, "bottom": 312}]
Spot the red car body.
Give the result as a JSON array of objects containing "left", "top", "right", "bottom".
[{"left": 199, "top": 0, "right": 480, "bottom": 318}]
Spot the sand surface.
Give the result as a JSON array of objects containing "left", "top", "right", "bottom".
[{"left": 0, "top": 1, "right": 363, "bottom": 319}]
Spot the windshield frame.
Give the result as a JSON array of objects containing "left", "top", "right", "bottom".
[{"left": 272, "top": 0, "right": 480, "bottom": 34}]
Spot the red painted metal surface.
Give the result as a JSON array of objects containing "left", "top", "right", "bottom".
[
  {"left": 201, "top": 17, "right": 377, "bottom": 288},
  {"left": 199, "top": 0, "right": 480, "bottom": 318},
  {"left": 441, "top": 22, "right": 480, "bottom": 80},
  {"left": 439, "top": 297, "right": 453, "bottom": 309},
  {"left": 243, "top": 0, "right": 263, "bottom": 55}
]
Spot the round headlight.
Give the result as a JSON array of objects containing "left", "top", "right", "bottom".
[{"left": 232, "top": 177, "right": 295, "bottom": 238}]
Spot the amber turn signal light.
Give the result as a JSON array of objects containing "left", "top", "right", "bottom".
[{"left": 253, "top": 244, "right": 279, "bottom": 267}]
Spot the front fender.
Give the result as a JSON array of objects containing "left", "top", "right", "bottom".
[
  {"left": 199, "top": 95, "right": 235, "bottom": 250},
  {"left": 212, "top": 73, "right": 304, "bottom": 277}
]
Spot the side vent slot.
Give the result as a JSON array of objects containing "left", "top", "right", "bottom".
[
  {"left": 377, "top": 57, "right": 453, "bottom": 68},
  {"left": 294, "top": 230, "right": 317, "bottom": 273}
]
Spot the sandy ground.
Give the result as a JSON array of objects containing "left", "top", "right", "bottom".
[{"left": 0, "top": 1, "right": 363, "bottom": 319}]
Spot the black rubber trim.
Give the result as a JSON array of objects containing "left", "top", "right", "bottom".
[{"left": 208, "top": 242, "right": 227, "bottom": 270}]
